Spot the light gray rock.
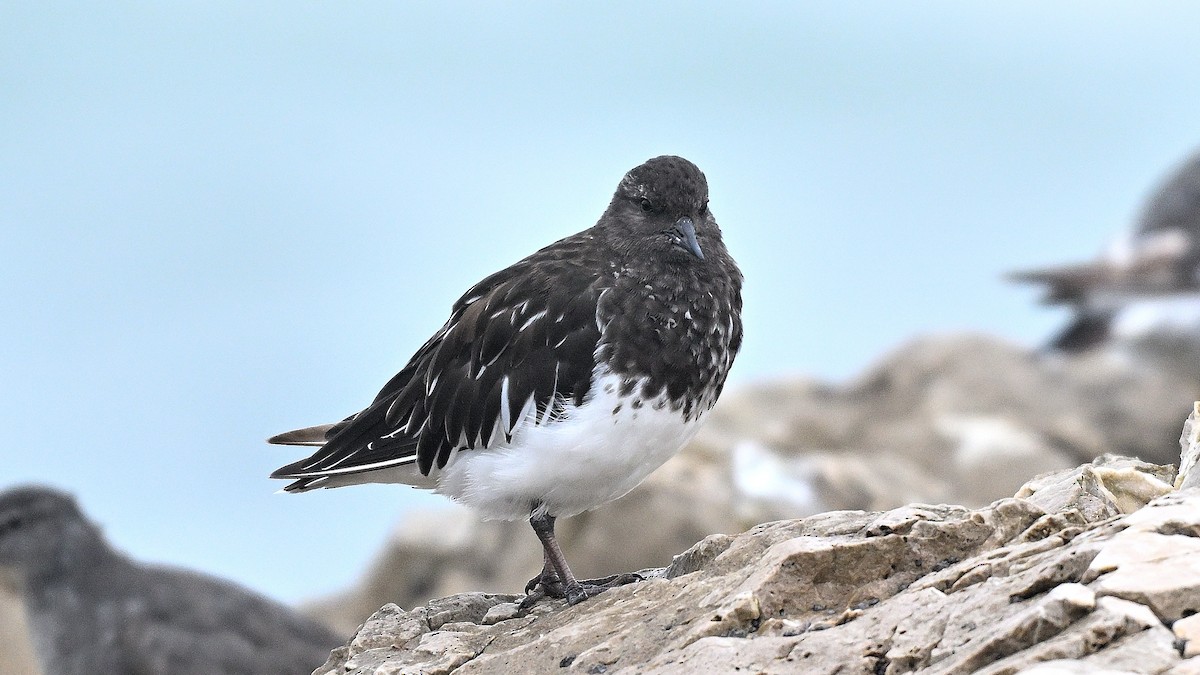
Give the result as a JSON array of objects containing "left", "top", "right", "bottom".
[
  {"left": 1174, "top": 614, "right": 1200, "bottom": 658},
  {"left": 1167, "top": 657, "right": 1200, "bottom": 674},
  {"left": 4, "top": 342, "right": 1196, "bottom": 670},
  {"left": 0, "top": 588, "right": 37, "bottom": 675},
  {"left": 1178, "top": 402, "right": 1200, "bottom": 489},
  {"left": 317, "top": 455, "right": 1200, "bottom": 675},
  {"left": 1016, "top": 454, "right": 1175, "bottom": 520},
  {"left": 309, "top": 335, "right": 1200, "bottom": 636}
]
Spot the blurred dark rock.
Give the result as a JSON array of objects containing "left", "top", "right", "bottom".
[
  {"left": 316, "top": 453, "right": 1200, "bottom": 674},
  {"left": 0, "top": 487, "right": 342, "bottom": 675},
  {"left": 309, "top": 334, "right": 1200, "bottom": 635}
]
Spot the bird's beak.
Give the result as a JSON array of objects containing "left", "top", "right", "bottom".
[{"left": 672, "top": 217, "right": 705, "bottom": 260}]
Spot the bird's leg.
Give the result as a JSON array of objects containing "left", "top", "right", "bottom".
[
  {"left": 522, "top": 512, "right": 646, "bottom": 608},
  {"left": 525, "top": 512, "right": 587, "bottom": 606}
]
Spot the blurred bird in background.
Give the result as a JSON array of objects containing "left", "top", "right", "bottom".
[
  {"left": 0, "top": 486, "right": 341, "bottom": 675},
  {"left": 1010, "top": 148, "right": 1200, "bottom": 357}
]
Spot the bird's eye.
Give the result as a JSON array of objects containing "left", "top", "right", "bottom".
[
  {"left": 0, "top": 516, "right": 23, "bottom": 534},
  {"left": 639, "top": 198, "right": 654, "bottom": 212}
]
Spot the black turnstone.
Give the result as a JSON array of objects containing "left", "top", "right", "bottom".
[
  {"left": 270, "top": 155, "right": 743, "bottom": 606},
  {"left": 1010, "top": 148, "right": 1200, "bottom": 351},
  {"left": 0, "top": 485, "right": 341, "bottom": 675}
]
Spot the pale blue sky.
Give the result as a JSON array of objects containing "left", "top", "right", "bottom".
[{"left": 3, "top": 2, "right": 1200, "bottom": 603}]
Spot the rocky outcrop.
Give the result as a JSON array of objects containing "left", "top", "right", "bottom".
[
  {"left": 310, "top": 334, "right": 1200, "bottom": 632},
  {"left": 317, "top": 454, "right": 1200, "bottom": 674}
]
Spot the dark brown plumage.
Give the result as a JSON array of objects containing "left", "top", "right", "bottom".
[{"left": 271, "top": 156, "right": 742, "bottom": 605}]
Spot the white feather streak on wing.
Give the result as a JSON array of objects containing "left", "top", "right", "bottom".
[
  {"left": 518, "top": 310, "right": 548, "bottom": 332},
  {"left": 515, "top": 394, "right": 538, "bottom": 434},
  {"left": 400, "top": 402, "right": 425, "bottom": 435},
  {"left": 300, "top": 441, "right": 348, "bottom": 470},
  {"left": 289, "top": 454, "right": 421, "bottom": 478},
  {"left": 499, "top": 375, "right": 512, "bottom": 432},
  {"left": 299, "top": 454, "right": 326, "bottom": 470},
  {"left": 481, "top": 347, "right": 505, "bottom": 369},
  {"left": 480, "top": 410, "right": 502, "bottom": 449},
  {"left": 384, "top": 395, "right": 403, "bottom": 428},
  {"left": 594, "top": 288, "right": 610, "bottom": 332},
  {"left": 384, "top": 374, "right": 418, "bottom": 427},
  {"left": 319, "top": 447, "right": 363, "bottom": 470},
  {"left": 537, "top": 361, "right": 561, "bottom": 424}
]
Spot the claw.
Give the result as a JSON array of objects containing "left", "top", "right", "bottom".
[
  {"left": 564, "top": 583, "right": 588, "bottom": 606},
  {"left": 518, "top": 586, "right": 546, "bottom": 611},
  {"left": 525, "top": 570, "right": 561, "bottom": 595}
]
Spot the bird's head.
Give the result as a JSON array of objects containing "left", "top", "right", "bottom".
[{"left": 603, "top": 155, "right": 717, "bottom": 265}]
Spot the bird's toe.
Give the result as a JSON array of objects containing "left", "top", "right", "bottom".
[{"left": 579, "top": 572, "right": 643, "bottom": 588}]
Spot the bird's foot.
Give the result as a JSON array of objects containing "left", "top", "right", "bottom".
[
  {"left": 520, "top": 569, "right": 564, "bottom": 610},
  {"left": 523, "top": 571, "right": 562, "bottom": 595},
  {"left": 520, "top": 572, "right": 644, "bottom": 609},
  {"left": 578, "top": 572, "right": 644, "bottom": 589}
]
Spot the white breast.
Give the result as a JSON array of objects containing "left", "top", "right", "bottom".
[
  {"left": 1112, "top": 295, "right": 1200, "bottom": 339},
  {"left": 433, "top": 367, "right": 704, "bottom": 521}
]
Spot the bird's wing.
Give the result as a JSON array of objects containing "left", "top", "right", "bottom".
[
  {"left": 120, "top": 567, "right": 340, "bottom": 675},
  {"left": 271, "top": 234, "right": 606, "bottom": 487},
  {"left": 1008, "top": 227, "right": 1195, "bottom": 304}
]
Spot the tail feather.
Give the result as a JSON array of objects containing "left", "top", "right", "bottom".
[
  {"left": 267, "top": 424, "right": 338, "bottom": 446},
  {"left": 281, "top": 476, "right": 330, "bottom": 493},
  {"left": 1006, "top": 262, "right": 1109, "bottom": 305}
]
